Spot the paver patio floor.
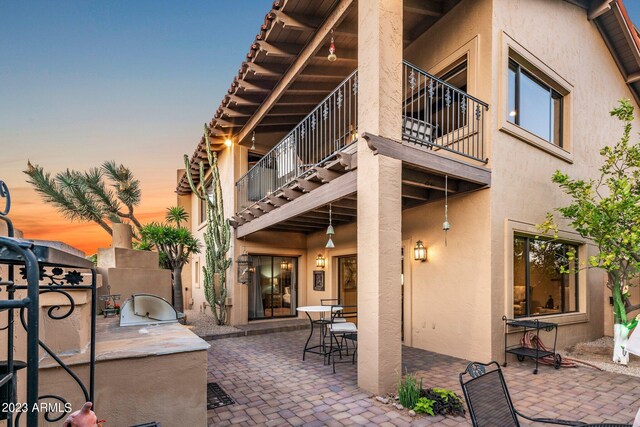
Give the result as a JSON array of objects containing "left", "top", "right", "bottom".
[{"left": 207, "top": 330, "right": 640, "bottom": 426}]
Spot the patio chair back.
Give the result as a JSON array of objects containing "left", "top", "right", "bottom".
[
  {"left": 459, "top": 361, "right": 519, "bottom": 427},
  {"left": 321, "top": 298, "right": 341, "bottom": 306}
]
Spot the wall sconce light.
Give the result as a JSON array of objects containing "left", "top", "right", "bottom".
[
  {"left": 316, "top": 254, "right": 326, "bottom": 269},
  {"left": 224, "top": 138, "right": 233, "bottom": 147},
  {"left": 280, "top": 259, "right": 291, "bottom": 271},
  {"left": 413, "top": 240, "right": 427, "bottom": 262}
]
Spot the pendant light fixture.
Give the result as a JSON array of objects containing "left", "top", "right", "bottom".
[
  {"left": 251, "top": 131, "right": 256, "bottom": 150},
  {"left": 326, "top": 203, "right": 335, "bottom": 248},
  {"left": 443, "top": 175, "right": 451, "bottom": 246},
  {"left": 327, "top": 29, "right": 337, "bottom": 62}
]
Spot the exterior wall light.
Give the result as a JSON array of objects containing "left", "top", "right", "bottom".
[
  {"left": 316, "top": 254, "right": 326, "bottom": 269},
  {"left": 224, "top": 138, "right": 233, "bottom": 147},
  {"left": 280, "top": 259, "right": 291, "bottom": 271},
  {"left": 413, "top": 240, "right": 427, "bottom": 262}
]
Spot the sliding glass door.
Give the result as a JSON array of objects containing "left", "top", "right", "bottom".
[{"left": 248, "top": 255, "right": 298, "bottom": 320}]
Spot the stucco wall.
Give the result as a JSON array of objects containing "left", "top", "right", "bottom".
[
  {"left": 402, "top": 0, "right": 494, "bottom": 362},
  {"left": 402, "top": 192, "right": 492, "bottom": 361},
  {"left": 186, "top": 144, "right": 239, "bottom": 313},
  {"left": 38, "top": 350, "right": 207, "bottom": 427},
  {"left": 489, "top": 0, "right": 640, "bottom": 357}
]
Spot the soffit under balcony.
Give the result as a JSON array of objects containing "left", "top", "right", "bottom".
[
  {"left": 178, "top": 0, "right": 463, "bottom": 195},
  {"left": 233, "top": 136, "right": 490, "bottom": 237}
]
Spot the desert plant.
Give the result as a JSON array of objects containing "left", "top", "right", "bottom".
[
  {"left": 184, "top": 124, "right": 232, "bottom": 325},
  {"left": 397, "top": 370, "right": 422, "bottom": 409},
  {"left": 139, "top": 207, "right": 200, "bottom": 311},
  {"left": 24, "top": 161, "right": 143, "bottom": 236},
  {"left": 541, "top": 99, "right": 640, "bottom": 364}
]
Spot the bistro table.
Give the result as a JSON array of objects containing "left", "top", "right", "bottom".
[{"left": 297, "top": 305, "right": 342, "bottom": 362}]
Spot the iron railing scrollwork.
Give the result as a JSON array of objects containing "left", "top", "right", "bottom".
[
  {"left": 236, "top": 70, "right": 358, "bottom": 212},
  {"left": 402, "top": 61, "right": 489, "bottom": 163},
  {"left": 0, "top": 180, "right": 96, "bottom": 426}
]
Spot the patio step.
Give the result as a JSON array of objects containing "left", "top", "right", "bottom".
[{"left": 201, "top": 319, "right": 309, "bottom": 341}]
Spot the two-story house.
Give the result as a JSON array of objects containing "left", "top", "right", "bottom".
[{"left": 177, "top": 0, "right": 640, "bottom": 394}]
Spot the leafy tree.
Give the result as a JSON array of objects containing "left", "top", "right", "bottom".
[
  {"left": 541, "top": 99, "right": 640, "bottom": 364},
  {"left": 24, "top": 161, "right": 143, "bottom": 236},
  {"left": 139, "top": 207, "right": 200, "bottom": 312},
  {"left": 184, "top": 124, "right": 232, "bottom": 325}
]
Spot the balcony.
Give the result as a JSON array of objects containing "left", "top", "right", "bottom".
[{"left": 232, "top": 62, "right": 490, "bottom": 234}]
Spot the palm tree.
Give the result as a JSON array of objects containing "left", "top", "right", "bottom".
[{"left": 139, "top": 207, "right": 200, "bottom": 311}]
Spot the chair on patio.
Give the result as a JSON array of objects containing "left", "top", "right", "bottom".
[
  {"left": 321, "top": 299, "right": 346, "bottom": 323},
  {"left": 459, "top": 361, "right": 589, "bottom": 427},
  {"left": 327, "top": 304, "right": 357, "bottom": 373}
]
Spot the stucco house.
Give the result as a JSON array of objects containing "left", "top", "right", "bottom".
[{"left": 177, "top": 0, "right": 640, "bottom": 394}]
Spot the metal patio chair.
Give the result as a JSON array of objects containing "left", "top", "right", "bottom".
[
  {"left": 327, "top": 304, "right": 357, "bottom": 373},
  {"left": 459, "top": 361, "right": 588, "bottom": 427}
]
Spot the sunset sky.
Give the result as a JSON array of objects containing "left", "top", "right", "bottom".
[
  {"left": 0, "top": 0, "right": 267, "bottom": 254},
  {"left": 1, "top": 1, "right": 639, "bottom": 254}
]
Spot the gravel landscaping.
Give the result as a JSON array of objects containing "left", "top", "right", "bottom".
[
  {"left": 183, "top": 309, "right": 241, "bottom": 338},
  {"left": 565, "top": 336, "right": 640, "bottom": 377}
]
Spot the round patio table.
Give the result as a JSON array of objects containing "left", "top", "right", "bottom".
[{"left": 297, "top": 305, "right": 342, "bottom": 362}]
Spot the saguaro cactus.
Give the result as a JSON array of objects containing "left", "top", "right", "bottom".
[{"left": 184, "top": 125, "right": 232, "bottom": 325}]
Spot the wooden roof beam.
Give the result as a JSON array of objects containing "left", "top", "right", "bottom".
[
  {"left": 255, "top": 41, "right": 302, "bottom": 58},
  {"left": 273, "top": 10, "right": 321, "bottom": 32},
  {"left": 588, "top": 0, "right": 613, "bottom": 20},
  {"left": 237, "top": 79, "right": 275, "bottom": 93},
  {"left": 234, "top": 0, "right": 355, "bottom": 146},
  {"left": 627, "top": 71, "right": 640, "bottom": 84},
  {"left": 226, "top": 94, "right": 261, "bottom": 106}
]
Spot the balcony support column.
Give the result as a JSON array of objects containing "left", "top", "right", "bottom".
[{"left": 356, "top": 0, "right": 403, "bottom": 395}]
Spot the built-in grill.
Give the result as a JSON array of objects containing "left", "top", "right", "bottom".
[{"left": 119, "top": 294, "right": 184, "bottom": 326}]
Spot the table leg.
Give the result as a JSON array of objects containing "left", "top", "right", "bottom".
[{"left": 302, "top": 311, "right": 314, "bottom": 361}]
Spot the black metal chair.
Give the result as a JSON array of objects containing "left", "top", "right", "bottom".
[
  {"left": 327, "top": 304, "right": 357, "bottom": 373},
  {"left": 459, "top": 361, "right": 587, "bottom": 427}
]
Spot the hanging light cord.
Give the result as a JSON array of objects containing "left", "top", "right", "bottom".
[{"left": 444, "top": 176, "right": 449, "bottom": 246}]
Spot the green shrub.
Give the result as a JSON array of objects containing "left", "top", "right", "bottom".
[
  {"left": 397, "top": 370, "right": 422, "bottom": 409},
  {"left": 413, "top": 397, "right": 435, "bottom": 415},
  {"left": 418, "top": 387, "right": 465, "bottom": 416}
]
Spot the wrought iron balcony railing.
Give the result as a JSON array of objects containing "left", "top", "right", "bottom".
[
  {"left": 236, "top": 70, "right": 358, "bottom": 212},
  {"left": 402, "top": 61, "right": 488, "bottom": 163}
]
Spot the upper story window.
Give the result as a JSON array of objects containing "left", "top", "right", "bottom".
[
  {"left": 513, "top": 235, "right": 578, "bottom": 318},
  {"left": 507, "top": 59, "right": 563, "bottom": 147}
]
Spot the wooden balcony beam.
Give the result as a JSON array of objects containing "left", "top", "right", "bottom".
[
  {"left": 237, "top": 171, "right": 356, "bottom": 238},
  {"left": 257, "top": 202, "right": 275, "bottom": 212},
  {"left": 401, "top": 184, "right": 429, "bottom": 201},
  {"left": 315, "top": 167, "right": 343, "bottom": 183},
  {"left": 402, "top": 168, "right": 458, "bottom": 192},
  {"left": 363, "top": 133, "right": 491, "bottom": 186},
  {"left": 282, "top": 187, "right": 304, "bottom": 200},
  {"left": 267, "top": 195, "right": 288, "bottom": 206},
  {"left": 294, "top": 178, "right": 322, "bottom": 193}
]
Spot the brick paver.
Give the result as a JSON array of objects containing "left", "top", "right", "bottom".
[{"left": 207, "top": 330, "right": 640, "bottom": 426}]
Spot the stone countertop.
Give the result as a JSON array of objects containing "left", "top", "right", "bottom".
[{"left": 40, "top": 317, "right": 210, "bottom": 368}]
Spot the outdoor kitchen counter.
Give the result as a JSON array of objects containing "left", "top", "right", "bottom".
[
  {"left": 38, "top": 316, "right": 209, "bottom": 426},
  {"left": 40, "top": 317, "right": 210, "bottom": 368}
]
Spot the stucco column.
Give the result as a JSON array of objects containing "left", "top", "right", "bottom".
[
  {"left": 356, "top": 0, "right": 403, "bottom": 394},
  {"left": 112, "top": 223, "right": 133, "bottom": 249}
]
